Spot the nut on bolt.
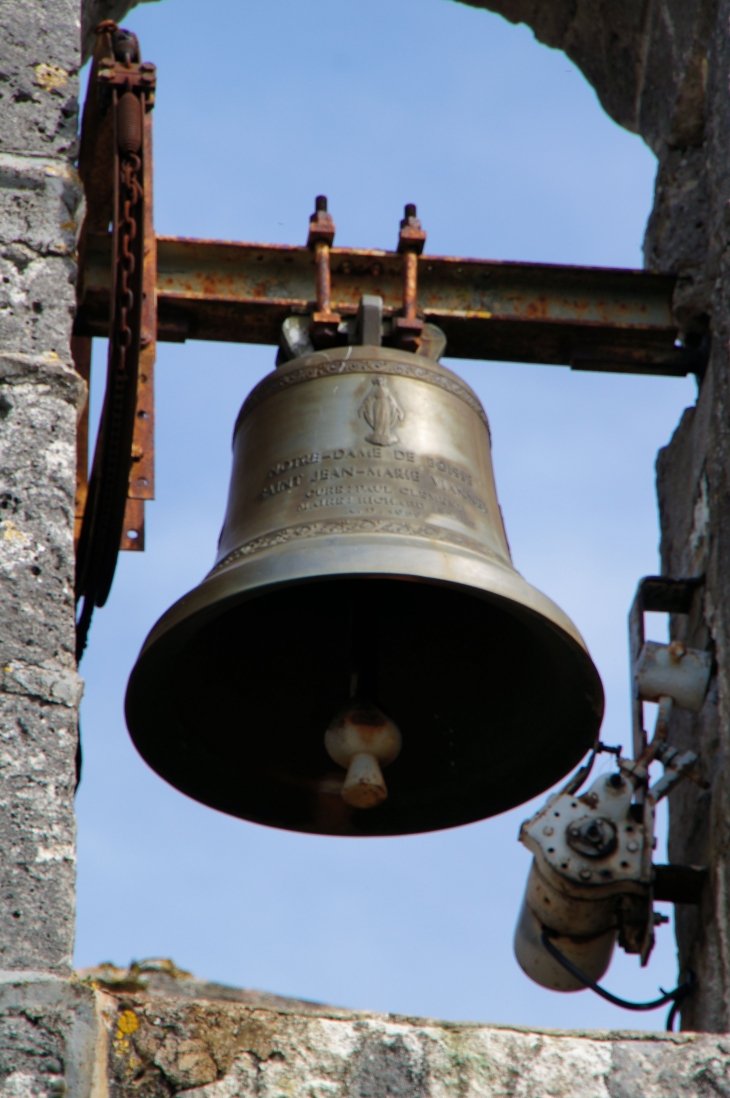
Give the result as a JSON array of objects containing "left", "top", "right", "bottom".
[
  {"left": 566, "top": 816, "right": 618, "bottom": 859},
  {"left": 307, "top": 194, "right": 336, "bottom": 249},
  {"left": 394, "top": 203, "right": 426, "bottom": 352},
  {"left": 397, "top": 203, "right": 427, "bottom": 255},
  {"left": 308, "top": 196, "right": 340, "bottom": 349}
]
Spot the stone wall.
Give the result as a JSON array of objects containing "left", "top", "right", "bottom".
[
  {"left": 0, "top": 0, "right": 85, "bottom": 975},
  {"left": 6, "top": 963, "right": 730, "bottom": 1098}
]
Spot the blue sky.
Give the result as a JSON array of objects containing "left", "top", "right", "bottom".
[{"left": 75, "top": 0, "right": 698, "bottom": 1030}]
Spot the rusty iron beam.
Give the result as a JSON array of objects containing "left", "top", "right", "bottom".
[{"left": 75, "top": 232, "right": 690, "bottom": 376}]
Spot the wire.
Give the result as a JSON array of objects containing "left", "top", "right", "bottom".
[
  {"left": 561, "top": 740, "right": 625, "bottom": 798},
  {"left": 540, "top": 930, "right": 695, "bottom": 1030},
  {"left": 665, "top": 997, "right": 684, "bottom": 1033}
]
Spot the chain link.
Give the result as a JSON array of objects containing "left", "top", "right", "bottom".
[{"left": 117, "top": 151, "right": 143, "bottom": 361}]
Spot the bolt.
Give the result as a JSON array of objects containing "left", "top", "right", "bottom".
[
  {"left": 315, "top": 195, "right": 328, "bottom": 212},
  {"left": 567, "top": 816, "right": 618, "bottom": 859},
  {"left": 627, "top": 841, "right": 639, "bottom": 853},
  {"left": 543, "top": 826, "right": 554, "bottom": 836},
  {"left": 404, "top": 203, "right": 417, "bottom": 220},
  {"left": 579, "top": 869, "right": 592, "bottom": 880}
]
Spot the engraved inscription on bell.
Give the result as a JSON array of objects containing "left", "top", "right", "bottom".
[
  {"left": 359, "top": 378, "right": 405, "bottom": 446},
  {"left": 304, "top": 455, "right": 481, "bottom": 526},
  {"left": 126, "top": 344, "right": 605, "bottom": 839},
  {"left": 259, "top": 445, "right": 488, "bottom": 529}
]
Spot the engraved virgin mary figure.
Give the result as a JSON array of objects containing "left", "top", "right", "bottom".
[{"left": 359, "top": 378, "right": 405, "bottom": 446}]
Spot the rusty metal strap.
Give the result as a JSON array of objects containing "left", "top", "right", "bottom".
[{"left": 75, "top": 22, "right": 156, "bottom": 658}]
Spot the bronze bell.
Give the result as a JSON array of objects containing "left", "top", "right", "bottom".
[{"left": 125, "top": 339, "right": 604, "bottom": 836}]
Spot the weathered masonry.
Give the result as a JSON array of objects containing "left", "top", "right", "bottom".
[{"left": 3, "top": 1, "right": 730, "bottom": 1097}]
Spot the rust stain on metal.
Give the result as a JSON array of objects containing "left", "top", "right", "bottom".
[
  {"left": 126, "top": 94, "right": 156, "bottom": 521},
  {"left": 524, "top": 297, "right": 549, "bottom": 320},
  {"left": 76, "top": 231, "right": 685, "bottom": 374}
]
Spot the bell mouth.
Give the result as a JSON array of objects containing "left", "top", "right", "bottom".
[{"left": 126, "top": 567, "right": 604, "bottom": 837}]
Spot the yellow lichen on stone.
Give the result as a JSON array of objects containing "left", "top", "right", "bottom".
[
  {"left": 118, "top": 1010, "right": 140, "bottom": 1036},
  {"left": 113, "top": 1010, "right": 143, "bottom": 1081},
  {"left": 1, "top": 522, "right": 28, "bottom": 545},
  {"left": 34, "top": 64, "right": 69, "bottom": 90}
]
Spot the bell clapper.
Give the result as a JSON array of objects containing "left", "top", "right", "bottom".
[{"left": 324, "top": 702, "right": 402, "bottom": 809}]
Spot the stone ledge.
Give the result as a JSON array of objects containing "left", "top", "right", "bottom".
[
  {"left": 64, "top": 962, "right": 730, "bottom": 1098},
  {"left": 3, "top": 967, "right": 730, "bottom": 1098}
]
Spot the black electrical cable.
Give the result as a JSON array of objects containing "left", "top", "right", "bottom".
[
  {"left": 540, "top": 930, "right": 695, "bottom": 1031},
  {"left": 665, "top": 997, "right": 684, "bottom": 1033}
]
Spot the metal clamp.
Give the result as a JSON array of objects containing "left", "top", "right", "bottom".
[{"left": 629, "top": 576, "right": 709, "bottom": 763}]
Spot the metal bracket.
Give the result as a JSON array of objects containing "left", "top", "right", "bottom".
[
  {"left": 629, "top": 576, "right": 707, "bottom": 762},
  {"left": 74, "top": 21, "right": 157, "bottom": 657}
]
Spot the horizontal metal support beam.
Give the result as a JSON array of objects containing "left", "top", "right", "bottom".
[{"left": 75, "top": 232, "right": 693, "bottom": 375}]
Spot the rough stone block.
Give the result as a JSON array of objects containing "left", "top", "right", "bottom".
[
  {"left": 0, "top": 353, "right": 84, "bottom": 974},
  {"left": 75, "top": 966, "right": 730, "bottom": 1098},
  {"left": 0, "top": 0, "right": 80, "bottom": 159},
  {"left": 0, "top": 695, "right": 78, "bottom": 973},
  {"left": 460, "top": 1, "right": 651, "bottom": 134},
  {"left": 0, "top": 354, "right": 85, "bottom": 667},
  {"left": 0, "top": 156, "right": 83, "bottom": 360},
  {"left": 0, "top": 975, "right": 102, "bottom": 1098},
  {"left": 637, "top": 0, "right": 710, "bottom": 152},
  {"left": 0, "top": 156, "right": 83, "bottom": 258},
  {"left": 644, "top": 146, "right": 712, "bottom": 330},
  {"left": 463, "top": 1, "right": 711, "bottom": 155},
  {"left": 0, "top": 251, "right": 78, "bottom": 360}
]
